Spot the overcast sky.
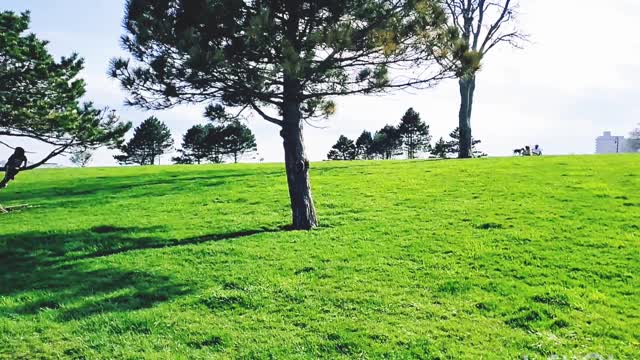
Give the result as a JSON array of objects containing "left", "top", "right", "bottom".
[{"left": 2, "top": 0, "right": 639, "bottom": 166}]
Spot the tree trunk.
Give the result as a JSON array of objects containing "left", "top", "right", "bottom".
[
  {"left": 457, "top": 75, "right": 476, "bottom": 159},
  {"left": 281, "top": 77, "right": 318, "bottom": 230}
]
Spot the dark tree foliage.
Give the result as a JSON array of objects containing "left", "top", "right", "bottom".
[
  {"left": 355, "top": 130, "right": 374, "bottom": 159},
  {"left": 173, "top": 125, "right": 210, "bottom": 164},
  {"left": 372, "top": 125, "right": 403, "bottom": 160},
  {"left": 204, "top": 125, "right": 230, "bottom": 164},
  {"left": 0, "top": 11, "right": 131, "bottom": 169},
  {"left": 223, "top": 121, "right": 258, "bottom": 163},
  {"left": 114, "top": 117, "right": 174, "bottom": 165},
  {"left": 446, "top": 126, "right": 485, "bottom": 157},
  {"left": 110, "top": 0, "right": 452, "bottom": 229},
  {"left": 441, "top": 0, "right": 525, "bottom": 158},
  {"left": 397, "top": 107, "right": 431, "bottom": 159},
  {"left": 431, "top": 137, "right": 450, "bottom": 159},
  {"left": 173, "top": 123, "right": 254, "bottom": 164},
  {"left": 327, "top": 135, "right": 357, "bottom": 160}
]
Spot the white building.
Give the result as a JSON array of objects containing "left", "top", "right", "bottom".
[{"left": 596, "top": 131, "right": 629, "bottom": 154}]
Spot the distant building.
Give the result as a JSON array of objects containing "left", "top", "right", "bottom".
[{"left": 596, "top": 131, "right": 629, "bottom": 154}]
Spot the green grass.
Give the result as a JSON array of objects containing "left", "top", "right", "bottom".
[{"left": 1, "top": 155, "right": 639, "bottom": 359}]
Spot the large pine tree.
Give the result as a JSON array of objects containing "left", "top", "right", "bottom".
[{"left": 110, "top": 0, "right": 451, "bottom": 229}]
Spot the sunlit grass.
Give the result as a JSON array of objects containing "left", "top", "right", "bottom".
[{"left": 1, "top": 155, "right": 638, "bottom": 359}]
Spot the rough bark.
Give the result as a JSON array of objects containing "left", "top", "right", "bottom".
[
  {"left": 281, "top": 76, "right": 318, "bottom": 230},
  {"left": 458, "top": 75, "right": 476, "bottom": 158}
]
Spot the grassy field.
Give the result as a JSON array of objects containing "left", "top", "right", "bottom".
[{"left": 0, "top": 154, "right": 638, "bottom": 359}]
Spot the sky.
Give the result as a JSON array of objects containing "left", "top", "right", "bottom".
[{"left": 2, "top": 0, "right": 639, "bottom": 166}]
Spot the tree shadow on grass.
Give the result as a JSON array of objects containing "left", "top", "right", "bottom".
[
  {"left": 1, "top": 225, "right": 286, "bottom": 263},
  {"left": 0, "top": 170, "right": 282, "bottom": 205},
  {"left": 0, "top": 225, "right": 285, "bottom": 322}
]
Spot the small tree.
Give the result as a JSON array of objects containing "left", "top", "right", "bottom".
[
  {"left": 110, "top": 0, "right": 451, "bottom": 230},
  {"left": 628, "top": 124, "right": 640, "bottom": 152},
  {"left": 69, "top": 148, "right": 93, "bottom": 167},
  {"left": 372, "top": 125, "right": 403, "bottom": 160},
  {"left": 397, "top": 108, "right": 431, "bottom": 159},
  {"left": 442, "top": 0, "right": 526, "bottom": 158},
  {"left": 0, "top": 11, "right": 130, "bottom": 170},
  {"left": 327, "top": 135, "right": 357, "bottom": 161},
  {"left": 431, "top": 137, "right": 451, "bottom": 159},
  {"left": 447, "top": 127, "right": 485, "bottom": 157},
  {"left": 355, "top": 131, "right": 374, "bottom": 160},
  {"left": 115, "top": 117, "right": 174, "bottom": 165},
  {"left": 222, "top": 121, "right": 258, "bottom": 163},
  {"left": 173, "top": 125, "right": 210, "bottom": 164}
]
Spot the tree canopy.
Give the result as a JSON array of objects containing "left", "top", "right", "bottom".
[
  {"left": 223, "top": 121, "right": 258, "bottom": 163},
  {"left": 356, "top": 130, "right": 374, "bottom": 160},
  {"left": 110, "top": 0, "right": 453, "bottom": 229},
  {"left": 372, "top": 125, "right": 403, "bottom": 160},
  {"left": 0, "top": 11, "right": 131, "bottom": 169},
  {"left": 173, "top": 125, "right": 211, "bottom": 164},
  {"left": 327, "top": 135, "right": 357, "bottom": 160},
  {"left": 114, "top": 117, "right": 174, "bottom": 165},
  {"left": 397, "top": 107, "right": 430, "bottom": 159},
  {"left": 431, "top": 137, "right": 449, "bottom": 159},
  {"left": 174, "top": 122, "right": 257, "bottom": 164}
]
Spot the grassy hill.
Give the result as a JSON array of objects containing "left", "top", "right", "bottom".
[{"left": 1, "top": 155, "right": 638, "bottom": 359}]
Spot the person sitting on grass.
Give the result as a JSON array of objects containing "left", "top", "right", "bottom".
[
  {"left": 0, "top": 147, "right": 28, "bottom": 189},
  {"left": 532, "top": 144, "right": 542, "bottom": 156}
]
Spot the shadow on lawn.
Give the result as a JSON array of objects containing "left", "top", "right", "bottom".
[
  {"left": 0, "top": 225, "right": 284, "bottom": 322},
  {"left": 0, "top": 170, "right": 282, "bottom": 204}
]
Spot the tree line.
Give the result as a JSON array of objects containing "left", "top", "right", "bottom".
[
  {"left": 112, "top": 117, "right": 257, "bottom": 166},
  {"left": 327, "top": 108, "right": 484, "bottom": 161}
]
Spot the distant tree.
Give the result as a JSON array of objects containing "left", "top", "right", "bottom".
[
  {"left": 114, "top": 117, "right": 174, "bottom": 165},
  {"left": 69, "top": 148, "right": 93, "bottom": 167},
  {"left": 628, "top": 124, "right": 640, "bottom": 152},
  {"left": 222, "top": 121, "right": 257, "bottom": 163},
  {"left": 442, "top": 0, "right": 526, "bottom": 158},
  {"left": 447, "top": 127, "right": 486, "bottom": 157},
  {"left": 355, "top": 131, "right": 374, "bottom": 160},
  {"left": 110, "top": 0, "right": 452, "bottom": 230},
  {"left": 326, "top": 149, "right": 341, "bottom": 161},
  {"left": 397, "top": 108, "right": 431, "bottom": 159},
  {"left": 372, "top": 125, "right": 403, "bottom": 160},
  {"left": 327, "top": 135, "right": 357, "bottom": 161},
  {"left": 203, "top": 125, "right": 228, "bottom": 164},
  {"left": 431, "top": 137, "right": 451, "bottom": 159},
  {"left": 0, "top": 11, "right": 130, "bottom": 170},
  {"left": 173, "top": 125, "right": 211, "bottom": 165}
]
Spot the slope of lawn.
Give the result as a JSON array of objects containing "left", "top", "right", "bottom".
[{"left": 0, "top": 154, "right": 638, "bottom": 359}]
